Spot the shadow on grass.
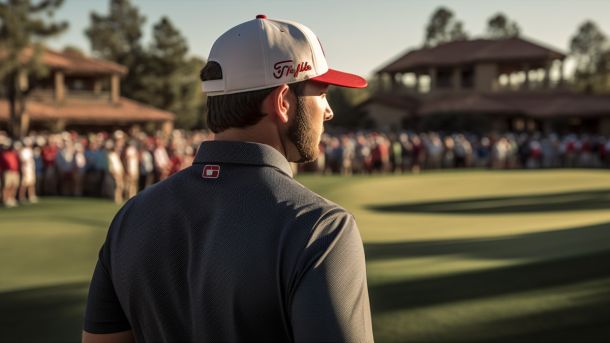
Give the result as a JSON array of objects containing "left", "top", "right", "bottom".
[
  {"left": 368, "top": 249, "right": 610, "bottom": 313},
  {"left": 480, "top": 286, "right": 610, "bottom": 343},
  {"left": 0, "top": 282, "right": 89, "bottom": 343},
  {"left": 365, "top": 221, "right": 610, "bottom": 261},
  {"left": 366, "top": 189, "right": 610, "bottom": 214},
  {"left": 367, "top": 221, "right": 610, "bottom": 341}
]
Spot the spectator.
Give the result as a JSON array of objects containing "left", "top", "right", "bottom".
[
  {"left": 106, "top": 140, "right": 124, "bottom": 204},
  {"left": 18, "top": 137, "right": 38, "bottom": 203},
  {"left": 1, "top": 141, "right": 20, "bottom": 207},
  {"left": 41, "top": 136, "right": 58, "bottom": 195},
  {"left": 123, "top": 140, "right": 139, "bottom": 200},
  {"left": 154, "top": 137, "right": 171, "bottom": 181}
]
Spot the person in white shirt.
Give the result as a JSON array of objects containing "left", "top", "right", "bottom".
[
  {"left": 18, "top": 138, "right": 38, "bottom": 203},
  {"left": 153, "top": 138, "right": 170, "bottom": 181},
  {"left": 123, "top": 141, "right": 139, "bottom": 200},
  {"left": 107, "top": 141, "right": 125, "bottom": 204}
]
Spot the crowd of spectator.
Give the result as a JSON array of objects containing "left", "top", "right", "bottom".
[
  {"left": 304, "top": 131, "right": 610, "bottom": 174},
  {"left": 0, "top": 130, "right": 212, "bottom": 207},
  {"left": 2, "top": 129, "right": 610, "bottom": 207}
]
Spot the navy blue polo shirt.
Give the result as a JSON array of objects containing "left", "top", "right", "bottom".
[{"left": 84, "top": 140, "right": 373, "bottom": 342}]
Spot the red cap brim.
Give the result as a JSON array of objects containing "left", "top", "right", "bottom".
[{"left": 312, "top": 69, "right": 367, "bottom": 88}]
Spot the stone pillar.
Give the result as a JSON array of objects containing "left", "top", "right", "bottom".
[
  {"left": 429, "top": 68, "right": 437, "bottom": 91},
  {"left": 54, "top": 71, "right": 65, "bottom": 102},
  {"left": 543, "top": 62, "right": 551, "bottom": 89},
  {"left": 523, "top": 64, "right": 530, "bottom": 90},
  {"left": 20, "top": 113, "right": 30, "bottom": 137},
  {"left": 390, "top": 72, "right": 398, "bottom": 91},
  {"left": 452, "top": 68, "right": 462, "bottom": 90},
  {"left": 558, "top": 59, "right": 565, "bottom": 88},
  {"left": 110, "top": 74, "right": 120, "bottom": 103}
]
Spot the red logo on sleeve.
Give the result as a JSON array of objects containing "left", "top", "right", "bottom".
[{"left": 202, "top": 165, "right": 220, "bottom": 179}]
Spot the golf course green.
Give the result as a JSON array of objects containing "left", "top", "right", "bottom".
[{"left": 1, "top": 170, "right": 610, "bottom": 342}]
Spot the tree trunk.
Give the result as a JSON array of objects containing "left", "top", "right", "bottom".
[{"left": 7, "top": 72, "right": 24, "bottom": 140}]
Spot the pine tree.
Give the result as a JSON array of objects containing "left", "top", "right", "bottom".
[
  {"left": 140, "top": 17, "right": 204, "bottom": 129},
  {"left": 85, "top": 0, "right": 146, "bottom": 99},
  {"left": 486, "top": 13, "right": 521, "bottom": 39},
  {"left": 569, "top": 21, "right": 608, "bottom": 93},
  {"left": 424, "top": 7, "right": 468, "bottom": 47},
  {"left": 0, "top": 0, "right": 68, "bottom": 138}
]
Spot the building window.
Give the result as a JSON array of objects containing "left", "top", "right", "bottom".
[
  {"left": 461, "top": 68, "right": 474, "bottom": 88},
  {"left": 436, "top": 68, "right": 452, "bottom": 89}
]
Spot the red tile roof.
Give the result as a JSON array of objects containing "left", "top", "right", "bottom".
[
  {"left": 378, "top": 37, "right": 566, "bottom": 73},
  {"left": 1, "top": 46, "right": 127, "bottom": 76},
  {"left": 0, "top": 97, "right": 174, "bottom": 123}
]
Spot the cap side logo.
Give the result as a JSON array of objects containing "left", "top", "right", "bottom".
[
  {"left": 273, "top": 60, "right": 312, "bottom": 79},
  {"left": 202, "top": 164, "right": 220, "bottom": 179}
]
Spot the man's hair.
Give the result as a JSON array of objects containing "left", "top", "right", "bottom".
[{"left": 200, "top": 61, "right": 307, "bottom": 133}]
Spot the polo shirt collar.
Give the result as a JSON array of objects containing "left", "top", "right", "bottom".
[{"left": 193, "top": 140, "right": 293, "bottom": 178}]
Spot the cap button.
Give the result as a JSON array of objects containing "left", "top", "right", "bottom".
[{"left": 256, "top": 14, "right": 267, "bottom": 19}]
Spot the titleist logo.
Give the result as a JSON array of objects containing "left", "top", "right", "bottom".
[{"left": 273, "top": 60, "right": 312, "bottom": 79}]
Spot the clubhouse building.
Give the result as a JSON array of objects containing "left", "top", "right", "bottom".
[
  {"left": 0, "top": 47, "right": 174, "bottom": 133},
  {"left": 360, "top": 37, "right": 610, "bottom": 134}
]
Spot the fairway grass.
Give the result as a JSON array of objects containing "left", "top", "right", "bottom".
[{"left": 1, "top": 169, "right": 610, "bottom": 342}]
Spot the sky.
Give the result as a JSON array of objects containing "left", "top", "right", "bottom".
[{"left": 46, "top": 0, "right": 610, "bottom": 79}]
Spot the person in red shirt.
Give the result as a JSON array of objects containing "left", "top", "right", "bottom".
[
  {"left": 168, "top": 147, "right": 183, "bottom": 176},
  {"left": 41, "top": 138, "right": 58, "bottom": 195},
  {"left": 1, "top": 142, "right": 21, "bottom": 207}
]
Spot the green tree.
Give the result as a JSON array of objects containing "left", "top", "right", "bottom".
[
  {"left": 486, "top": 13, "right": 521, "bottom": 39},
  {"left": 599, "top": 50, "right": 610, "bottom": 92},
  {"left": 0, "top": 0, "right": 67, "bottom": 138},
  {"left": 85, "top": 0, "right": 146, "bottom": 99},
  {"left": 424, "top": 7, "right": 468, "bottom": 47},
  {"left": 138, "top": 17, "right": 204, "bottom": 129},
  {"left": 569, "top": 21, "right": 608, "bottom": 92}
]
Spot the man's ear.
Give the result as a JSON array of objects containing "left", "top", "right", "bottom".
[{"left": 263, "top": 84, "right": 291, "bottom": 124}]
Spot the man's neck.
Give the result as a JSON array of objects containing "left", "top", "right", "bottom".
[{"left": 213, "top": 123, "right": 288, "bottom": 160}]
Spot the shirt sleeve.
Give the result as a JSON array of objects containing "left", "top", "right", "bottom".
[
  {"left": 83, "top": 207, "right": 132, "bottom": 334},
  {"left": 290, "top": 211, "right": 374, "bottom": 342}
]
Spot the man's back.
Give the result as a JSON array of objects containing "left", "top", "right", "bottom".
[{"left": 85, "top": 141, "right": 373, "bottom": 342}]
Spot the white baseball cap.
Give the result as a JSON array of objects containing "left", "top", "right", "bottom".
[{"left": 202, "top": 15, "right": 367, "bottom": 96}]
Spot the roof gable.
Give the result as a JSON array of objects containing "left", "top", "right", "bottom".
[
  {"left": 378, "top": 37, "right": 566, "bottom": 73},
  {"left": 1, "top": 46, "right": 128, "bottom": 76}
]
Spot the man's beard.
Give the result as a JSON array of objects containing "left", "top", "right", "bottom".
[{"left": 288, "top": 96, "right": 319, "bottom": 163}]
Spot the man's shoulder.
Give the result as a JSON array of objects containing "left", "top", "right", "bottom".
[{"left": 267, "top": 170, "right": 345, "bottom": 211}]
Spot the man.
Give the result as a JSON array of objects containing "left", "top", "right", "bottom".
[
  {"left": 83, "top": 15, "right": 373, "bottom": 342},
  {"left": 106, "top": 140, "right": 125, "bottom": 204},
  {"left": 18, "top": 137, "right": 39, "bottom": 203}
]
